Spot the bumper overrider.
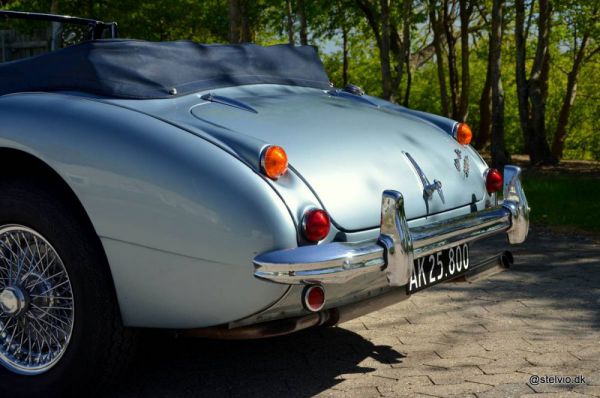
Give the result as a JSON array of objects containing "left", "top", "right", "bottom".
[{"left": 254, "top": 165, "right": 529, "bottom": 287}]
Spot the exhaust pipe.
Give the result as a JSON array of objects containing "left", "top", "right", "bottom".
[
  {"left": 183, "top": 252, "right": 513, "bottom": 339},
  {"left": 451, "top": 251, "right": 513, "bottom": 283},
  {"left": 181, "top": 311, "right": 332, "bottom": 340}
]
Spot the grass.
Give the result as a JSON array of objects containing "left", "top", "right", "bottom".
[{"left": 522, "top": 174, "right": 600, "bottom": 233}]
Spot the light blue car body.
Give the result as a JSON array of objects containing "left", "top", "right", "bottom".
[{"left": 0, "top": 84, "right": 493, "bottom": 329}]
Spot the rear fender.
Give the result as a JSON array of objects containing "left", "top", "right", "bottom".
[{"left": 0, "top": 92, "right": 296, "bottom": 328}]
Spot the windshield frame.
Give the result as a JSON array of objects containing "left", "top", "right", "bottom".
[{"left": 0, "top": 10, "right": 117, "bottom": 40}]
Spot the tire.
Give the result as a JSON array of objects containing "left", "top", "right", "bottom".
[{"left": 0, "top": 176, "right": 136, "bottom": 398}]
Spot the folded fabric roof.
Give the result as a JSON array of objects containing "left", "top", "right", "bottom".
[{"left": 0, "top": 39, "right": 331, "bottom": 99}]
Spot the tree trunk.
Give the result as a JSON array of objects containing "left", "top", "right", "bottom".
[
  {"left": 403, "top": 54, "right": 412, "bottom": 106},
  {"left": 342, "top": 26, "right": 349, "bottom": 86},
  {"left": 50, "top": 0, "right": 61, "bottom": 50},
  {"left": 286, "top": 0, "right": 295, "bottom": 45},
  {"left": 240, "top": 0, "right": 251, "bottom": 42},
  {"left": 514, "top": 0, "right": 530, "bottom": 153},
  {"left": 356, "top": 0, "right": 413, "bottom": 102},
  {"left": 400, "top": 0, "right": 412, "bottom": 106},
  {"left": 551, "top": 34, "right": 589, "bottom": 159},
  {"left": 458, "top": 0, "right": 471, "bottom": 122},
  {"left": 379, "top": 0, "right": 393, "bottom": 100},
  {"left": 229, "top": 0, "right": 242, "bottom": 43},
  {"left": 443, "top": 0, "right": 459, "bottom": 119},
  {"left": 476, "top": 33, "right": 492, "bottom": 150},
  {"left": 490, "top": 0, "right": 509, "bottom": 168},
  {"left": 229, "top": 0, "right": 251, "bottom": 43},
  {"left": 298, "top": 0, "right": 308, "bottom": 45},
  {"left": 528, "top": 0, "right": 554, "bottom": 165},
  {"left": 429, "top": 2, "right": 450, "bottom": 116},
  {"left": 356, "top": 0, "right": 381, "bottom": 47}
]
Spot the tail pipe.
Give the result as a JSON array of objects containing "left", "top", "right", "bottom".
[
  {"left": 451, "top": 250, "right": 513, "bottom": 283},
  {"left": 181, "top": 311, "right": 332, "bottom": 340},
  {"left": 181, "top": 252, "right": 513, "bottom": 340}
]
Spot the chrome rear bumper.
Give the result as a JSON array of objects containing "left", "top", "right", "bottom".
[{"left": 254, "top": 165, "right": 529, "bottom": 286}]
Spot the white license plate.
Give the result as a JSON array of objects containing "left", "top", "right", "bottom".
[{"left": 407, "top": 244, "right": 470, "bottom": 294}]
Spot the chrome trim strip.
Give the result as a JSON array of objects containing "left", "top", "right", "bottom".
[
  {"left": 410, "top": 206, "right": 510, "bottom": 256},
  {"left": 254, "top": 165, "right": 529, "bottom": 286},
  {"left": 200, "top": 93, "right": 258, "bottom": 114},
  {"left": 379, "top": 190, "right": 413, "bottom": 286},
  {"left": 503, "top": 165, "right": 530, "bottom": 244},
  {"left": 253, "top": 242, "right": 386, "bottom": 284},
  {"left": 326, "top": 89, "right": 379, "bottom": 107},
  {"left": 403, "top": 152, "right": 443, "bottom": 201}
]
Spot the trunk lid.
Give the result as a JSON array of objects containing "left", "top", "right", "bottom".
[{"left": 122, "top": 86, "right": 487, "bottom": 231}]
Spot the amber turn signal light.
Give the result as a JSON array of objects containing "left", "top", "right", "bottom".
[
  {"left": 261, "top": 145, "right": 288, "bottom": 179},
  {"left": 456, "top": 123, "right": 472, "bottom": 146}
]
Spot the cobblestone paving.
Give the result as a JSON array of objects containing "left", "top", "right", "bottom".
[{"left": 112, "top": 227, "right": 600, "bottom": 398}]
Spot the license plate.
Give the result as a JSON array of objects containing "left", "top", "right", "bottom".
[{"left": 407, "top": 244, "right": 470, "bottom": 294}]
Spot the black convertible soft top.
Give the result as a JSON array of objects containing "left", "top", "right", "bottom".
[{"left": 0, "top": 39, "right": 331, "bottom": 99}]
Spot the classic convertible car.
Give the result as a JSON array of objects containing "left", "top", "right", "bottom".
[{"left": 0, "top": 10, "right": 528, "bottom": 397}]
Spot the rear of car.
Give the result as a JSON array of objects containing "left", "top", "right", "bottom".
[
  {"left": 0, "top": 10, "right": 530, "bottom": 397},
  {"left": 112, "top": 81, "right": 528, "bottom": 334}
]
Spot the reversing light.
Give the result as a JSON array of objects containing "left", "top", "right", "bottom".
[
  {"left": 260, "top": 145, "right": 288, "bottom": 179},
  {"left": 456, "top": 123, "right": 473, "bottom": 146},
  {"left": 485, "top": 168, "right": 503, "bottom": 194},
  {"left": 303, "top": 285, "right": 325, "bottom": 312},
  {"left": 302, "top": 209, "right": 330, "bottom": 242}
]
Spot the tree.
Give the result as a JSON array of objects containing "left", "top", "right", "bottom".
[
  {"left": 457, "top": 0, "right": 472, "bottom": 121},
  {"left": 490, "top": 0, "right": 509, "bottom": 167},
  {"left": 429, "top": 0, "right": 473, "bottom": 121},
  {"left": 442, "top": 0, "right": 459, "bottom": 118},
  {"left": 515, "top": 0, "right": 555, "bottom": 165},
  {"left": 307, "top": 1, "right": 361, "bottom": 86},
  {"left": 50, "top": 0, "right": 60, "bottom": 50},
  {"left": 550, "top": 2, "right": 600, "bottom": 159},
  {"left": 6, "top": 0, "right": 600, "bottom": 163},
  {"left": 401, "top": 0, "right": 412, "bottom": 105},
  {"left": 476, "top": 3, "right": 493, "bottom": 151},
  {"left": 428, "top": 0, "right": 450, "bottom": 115},
  {"left": 297, "top": 0, "right": 308, "bottom": 45},
  {"left": 514, "top": 0, "right": 530, "bottom": 153},
  {"left": 379, "top": 0, "right": 393, "bottom": 98},
  {"left": 342, "top": 22, "right": 350, "bottom": 85},
  {"left": 528, "top": 0, "right": 554, "bottom": 164},
  {"left": 229, "top": 0, "right": 251, "bottom": 43},
  {"left": 355, "top": 0, "right": 413, "bottom": 102},
  {"left": 285, "top": 0, "right": 295, "bottom": 44}
]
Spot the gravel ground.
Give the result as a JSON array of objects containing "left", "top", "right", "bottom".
[{"left": 110, "top": 226, "right": 600, "bottom": 398}]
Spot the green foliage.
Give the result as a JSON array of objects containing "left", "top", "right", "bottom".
[
  {"left": 322, "top": 27, "right": 383, "bottom": 96},
  {"left": 523, "top": 174, "right": 600, "bottom": 232},
  {"left": 2, "top": 0, "right": 599, "bottom": 161}
]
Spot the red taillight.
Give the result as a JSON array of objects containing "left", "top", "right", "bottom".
[
  {"left": 486, "top": 168, "right": 503, "bottom": 194},
  {"left": 302, "top": 209, "right": 330, "bottom": 242},
  {"left": 303, "top": 285, "right": 325, "bottom": 312}
]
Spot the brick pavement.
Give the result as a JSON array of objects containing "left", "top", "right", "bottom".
[{"left": 112, "top": 227, "right": 600, "bottom": 397}]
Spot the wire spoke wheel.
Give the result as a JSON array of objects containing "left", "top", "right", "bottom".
[{"left": 0, "top": 225, "right": 74, "bottom": 375}]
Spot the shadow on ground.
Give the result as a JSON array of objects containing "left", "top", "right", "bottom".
[
  {"left": 109, "top": 327, "right": 405, "bottom": 398},
  {"left": 108, "top": 226, "right": 600, "bottom": 397},
  {"left": 441, "top": 227, "right": 600, "bottom": 332}
]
